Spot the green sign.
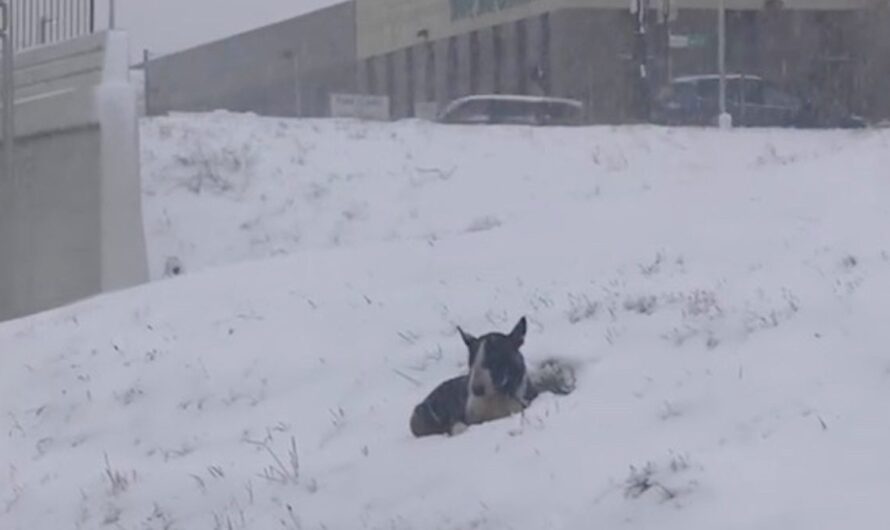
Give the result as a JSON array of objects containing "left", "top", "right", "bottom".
[
  {"left": 688, "top": 34, "right": 708, "bottom": 48},
  {"left": 669, "top": 33, "right": 708, "bottom": 49},
  {"left": 450, "top": 0, "right": 535, "bottom": 21}
]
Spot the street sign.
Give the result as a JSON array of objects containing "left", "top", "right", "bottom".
[
  {"left": 330, "top": 93, "right": 391, "bottom": 121},
  {"left": 669, "top": 33, "right": 707, "bottom": 49},
  {"left": 669, "top": 34, "right": 689, "bottom": 48}
]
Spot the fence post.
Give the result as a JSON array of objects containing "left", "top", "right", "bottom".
[
  {"left": 0, "top": 0, "right": 14, "bottom": 182},
  {"left": 143, "top": 48, "right": 150, "bottom": 115}
]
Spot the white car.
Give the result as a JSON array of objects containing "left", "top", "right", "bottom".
[{"left": 437, "top": 95, "right": 584, "bottom": 126}]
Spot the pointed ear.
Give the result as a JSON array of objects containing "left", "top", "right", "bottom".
[
  {"left": 508, "top": 317, "right": 527, "bottom": 346},
  {"left": 457, "top": 326, "right": 476, "bottom": 347}
]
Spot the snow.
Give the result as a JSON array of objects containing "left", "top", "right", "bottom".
[
  {"left": 4, "top": 113, "right": 890, "bottom": 529},
  {"left": 102, "top": 0, "right": 346, "bottom": 62}
]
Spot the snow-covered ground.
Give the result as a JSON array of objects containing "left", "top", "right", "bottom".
[{"left": 3, "top": 114, "right": 890, "bottom": 529}]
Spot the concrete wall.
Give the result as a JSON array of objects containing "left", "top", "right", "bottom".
[
  {"left": 0, "top": 31, "right": 148, "bottom": 322},
  {"left": 145, "top": 2, "right": 356, "bottom": 117}
]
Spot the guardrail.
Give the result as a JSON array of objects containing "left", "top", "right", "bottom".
[{"left": 9, "top": 0, "right": 95, "bottom": 51}]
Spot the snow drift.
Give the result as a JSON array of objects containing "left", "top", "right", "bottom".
[{"left": 3, "top": 114, "right": 890, "bottom": 529}]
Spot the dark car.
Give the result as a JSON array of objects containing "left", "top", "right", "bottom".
[
  {"left": 651, "top": 74, "right": 866, "bottom": 129},
  {"left": 437, "top": 95, "right": 585, "bottom": 126}
]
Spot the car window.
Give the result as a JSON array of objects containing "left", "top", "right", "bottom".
[
  {"left": 446, "top": 99, "right": 490, "bottom": 123},
  {"left": 675, "top": 83, "right": 697, "bottom": 100},
  {"left": 490, "top": 100, "right": 538, "bottom": 124},
  {"left": 541, "top": 102, "right": 581, "bottom": 125},
  {"left": 726, "top": 80, "right": 747, "bottom": 103},
  {"left": 763, "top": 85, "right": 800, "bottom": 108},
  {"left": 664, "top": 82, "right": 696, "bottom": 102},
  {"left": 740, "top": 79, "right": 764, "bottom": 105},
  {"left": 696, "top": 79, "right": 719, "bottom": 100}
]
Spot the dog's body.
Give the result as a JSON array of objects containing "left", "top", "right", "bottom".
[
  {"left": 409, "top": 375, "right": 470, "bottom": 437},
  {"left": 410, "top": 317, "right": 540, "bottom": 437}
]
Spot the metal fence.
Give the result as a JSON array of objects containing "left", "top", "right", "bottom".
[
  {"left": 2, "top": 0, "right": 13, "bottom": 181},
  {"left": 8, "top": 0, "right": 95, "bottom": 51}
]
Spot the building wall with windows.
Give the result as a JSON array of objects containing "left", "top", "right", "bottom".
[
  {"left": 142, "top": 0, "right": 887, "bottom": 122},
  {"left": 355, "top": 0, "right": 885, "bottom": 123},
  {"left": 356, "top": 0, "right": 870, "bottom": 59}
]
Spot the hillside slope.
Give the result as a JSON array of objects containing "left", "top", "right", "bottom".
[{"left": 3, "top": 115, "right": 890, "bottom": 529}]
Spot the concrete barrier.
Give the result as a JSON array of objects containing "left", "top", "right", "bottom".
[{"left": 0, "top": 31, "right": 148, "bottom": 321}]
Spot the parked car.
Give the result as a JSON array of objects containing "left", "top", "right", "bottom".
[
  {"left": 651, "top": 74, "right": 866, "bottom": 129},
  {"left": 437, "top": 95, "right": 585, "bottom": 126}
]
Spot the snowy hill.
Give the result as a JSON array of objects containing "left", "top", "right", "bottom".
[{"left": 3, "top": 114, "right": 890, "bottom": 529}]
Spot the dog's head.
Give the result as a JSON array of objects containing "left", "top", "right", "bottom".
[{"left": 458, "top": 317, "right": 528, "bottom": 399}]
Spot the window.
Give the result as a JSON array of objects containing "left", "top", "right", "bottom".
[
  {"left": 385, "top": 52, "right": 395, "bottom": 107},
  {"left": 740, "top": 79, "right": 764, "bottom": 105},
  {"left": 764, "top": 85, "right": 800, "bottom": 108},
  {"left": 539, "top": 13, "right": 551, "bottom": 95},
  {"left": 516, "top": 19, "right": 528, "bottom": 95},
  {"left": 469, "top": 31, "right": 480, "bottom": 94},
  {"left": 445, "top": 99, "right": 491, "bottom": 123},
  {"left": 366, "top": 56, "right": 377, "bottom": 95},
  {"left": 447, "top": 36, "right": 458, "bottom": 100},
  {"left": 493, "top": 25, "right": 503, "bottom": 94},
  {"left": 490, "top": 99, "right": 537, "bottom": 125},
  {"left": 541, "top": 102, "right": 582, "bottom": 125},
  {"left": 406, "top": 47, "right": 416, "bottom": 116},
  {"left": 425, "top": 41, "right": 436, "bottom": 102},
  {"left": 695, "top": 79, "right": 719, "bottom": 100}
]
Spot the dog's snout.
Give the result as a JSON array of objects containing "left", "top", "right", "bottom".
[{"left": 471, "top": 384, "right": 486, "bottom": 397}]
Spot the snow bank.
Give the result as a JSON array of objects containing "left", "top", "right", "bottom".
[{"left": 3, "top": 115, "right": 890, "bottom": 529}]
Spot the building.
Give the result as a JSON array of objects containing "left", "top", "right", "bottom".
[
  {"left": 356, "top": 0, "right": 887, "bottom": 123},
  {"left": 146, "top": 2, "right": 357, "bottom": 117},
  {"left": 146, "top": 0, "right": 890, "bottom": 123}
]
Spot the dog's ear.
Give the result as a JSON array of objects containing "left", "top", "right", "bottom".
[
  {"left": 508, "top": 317, "right": 527, "bottom": 346},
  {"left": 457, "top": 326, "right": 476, "bottom": 348}
]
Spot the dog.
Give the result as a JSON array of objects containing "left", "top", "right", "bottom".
[{"left": 410, "top": 317, "right": 537, "bottom": 437}]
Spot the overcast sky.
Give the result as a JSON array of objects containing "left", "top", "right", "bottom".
[{"left": 98, "top": 0, "right": 342, "bottom": 62}]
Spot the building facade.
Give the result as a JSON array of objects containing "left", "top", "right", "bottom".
[
  {"left": 145, "top": 0, "right": 890, "bottom": 123},
  {"left": 355, "top": 0, "right": 888, "bottom": 123}
]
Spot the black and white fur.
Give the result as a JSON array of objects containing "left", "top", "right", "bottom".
[{"left": 410, "top": 317, "right": 536, "bottom": 437}]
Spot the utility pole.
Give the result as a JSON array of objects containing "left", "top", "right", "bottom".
[
  {"left": 0, "top": 0, "right": 14, "bottom": 181},
  {"left": 717, "top": 0, "right": 732, "bottom": 128},
  {"left": 143, "top": 49, "right": 150, "bottom": 116},
  {"left": 663, "top": 0, "right": 673, "bottom": 83},
  {"left": 633, "top": 0, "right": 650, "bottom": 122}
]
